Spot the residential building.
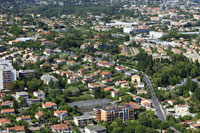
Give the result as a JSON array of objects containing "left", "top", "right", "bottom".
[
  {"left": 18, "top": 70, "right": 35, "bottom": 78},
  {"left": 85, "top": 125, "right": 106, "bottom": 133},
  {"left": 42, "top": 102, "right": 57, "bottom": 109},
  {"left": 1, "top": 109, "right": 15, "bottom": 115},
  {"left": 16, "top": 115, "right": 31, "bottom": 123},
  {"left": 41, "top": 74, "right": 58, "bottom": 85},
  {"left": 0, "top": 60, "right": 16, "bottom": 90},
  {"left": 94, "top": 105, "right": 134, "bottom": 122},
  {"left": 7, "top": 126, "right": 25, "bottom": 133},
  {"left": 54, "top": 110, "right": 68, "bottom": 119},
  {"left": 51, "top": 124, "right": 72, "bottom": 133},
  {"left": 0, "top": 118, "right": 10, "bottom": 126},
  {"left": 101, "top": 72, "right": 112, "bottom": 78},
  {"left": 27, "top": 99, "right": 40, "bottom": 106},
  {"left": 74, "top": 115, "right": 93, "bottom": 126},
  {"left": 1, "top": 100, "right": 13, "bottom": 107},
  {"left": 35, "top": 112, "right": 43, "bottom": 120},
  {"left": 149, "top": 31, "right": 167, "bottom": 39},
  {"left": 15, "top": 91, "right": 29, "bottom": 100},
  {"left": 33, "top": 90, "right": 45, "bottom": 100}
]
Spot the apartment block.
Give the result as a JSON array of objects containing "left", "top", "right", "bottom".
[
  {"left": 0, "top": 60, "right": 16, "bottom": 90},
  {"left": 94, "top": 105, "right": 134, "bottom": 122}
]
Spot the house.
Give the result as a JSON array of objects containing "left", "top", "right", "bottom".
[
  {"left": 54, "top": 110, "right": 68, "bottom": 119},
  {"left": 111, "top": 90, "right": 120, "bottom": 98},
  {"left": 18, "top": 70, "right": 35, "bottom": 78},
  {"left": 104, "top": 87, "right": 113, "bottom": 91},
  {"left": 74, "top": 115, "right": 93, "bottom": 126},
  {"left": 51, "top": 124, "right": 71, "bottom": 133},
  {"left": 101, "top": 78, "right": 112, "bottom": 84},
  {"left": 131, "top": 75, "right": 141, "bottom": 84},
  {"left": 68, "top": 78, "right": 78, "bottom": 84},
  {"left": 33, "top": 90, "right": 45, "bottom": 100},
  {"left": 101, "top": 72, "right": 112, "bottom": 78},
  {"left": 97, "top": 61, "right": 113, "bottom": 68},
  {"left": 7, "top": 126, "right": 25, "bottom": 133},
  {"left": 35, "top": 112, "right": 43, "bottom": 120},
  {"left": 42, "top": 102, "right": 57, "bottom": 109},
  {"left": 84, "top": 125, "right": 106, "bottom": 133},
  {"left": 41, "top": 74, "right": 58, "bottom": 85},
  {"left": 15, "top": 91, "right": 29, "bottom": 100},
  {"left": 121, "top": 82, "right": 130, "bottom": 88},
  {"left": 16, "top": 115, "right": 31, "bottom": 123},
  {"left": 137, "top": 89, "right": 147, "bottom": 95},
  {"left": 0, "top": 92, "right": 6, "bottom": 97},
  {"left": 141, "top": 99, "right": 152, "bottom": 109},
  {"left": 1, "top": 109, "right": 15, "bottom": 115},
  {"left": 115, "top": 80, "right": 127, "bottom": 86},
  {"left": 28, "top": 127, "right": 41, "bottom": 132},
  {"left": 174, "top": 105, "right": 189, "bottom": 113},
  {"left": 115, "top": 66, "right": 126, "bottom": 72},
  {"left": 190, "top": 123, "right": 200, "bottom": 130},
  {"left": 56, "top": 59, "right": 67, "bottom": 64},
  {"left": 43, "top": 49, "right": 52, "bottom": 56},
  {"left": 0, "top": 118, "right": 10, "bottom": 126},
  {"left": 41, "top": 41, "right": 54, "bottom": 45},
  {"left": 1, "top": 100, "right": 13, "bottom": 107},
  {"left": 27, "top": 99, "right": 40, "bottom": 106}
]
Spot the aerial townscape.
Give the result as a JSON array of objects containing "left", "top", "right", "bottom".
[{"left": 2, "top": 0, "right": 200, "bottom": 133}]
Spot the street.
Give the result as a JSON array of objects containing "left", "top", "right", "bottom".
[{"left": 143, "top": 73, "right": 181, "bottom": 133}]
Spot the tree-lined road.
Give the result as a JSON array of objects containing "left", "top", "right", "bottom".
[
  {"left": 143, "top": 74, "right": 166, "bottom": 121},
  {"left": 143, "top": 73, "right": 181, "bottom": 133}
]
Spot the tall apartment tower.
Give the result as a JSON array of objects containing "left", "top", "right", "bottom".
[{"left": 0, "top": 60, "right": 16, "bottom": 90}]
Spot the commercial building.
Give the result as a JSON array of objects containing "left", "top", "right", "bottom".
[
  {"left": 94, "top": 105, "right": 134, "bottom": 122},
  {"left": 0, "top": 60, "right": 16, "bottom": 90}
]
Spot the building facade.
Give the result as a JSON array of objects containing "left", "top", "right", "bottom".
[
  {"left": 94, "top": 105, "right": 134, "bottom": 122},
  {"left": 0, "top": 60, "right": 16, "bottom": 90}
]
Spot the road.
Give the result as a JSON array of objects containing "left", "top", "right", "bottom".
[
  {"left": 143, "top": 74, "right": 166, "bottom": 121},
  {"left": 143, "top": 73, "right": 181, "bottom": 133}
]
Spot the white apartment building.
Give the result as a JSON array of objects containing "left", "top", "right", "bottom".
[{"left": 0, "top": 60, "right": 16, "bottom": 90}]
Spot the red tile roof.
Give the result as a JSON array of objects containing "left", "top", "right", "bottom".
[
  {"left": 51, "top": 124, "right": 70, "bottom": 130},
  {"left": 1, "top": 108, "right": 14, "bottom": 113},
  {"left": 8, "top": 126, "right": 24, "bottom": 131},
  {"left": 0, "top": 118, "right": 10, "bottom": 124},
  {"left": 55, "top": 110, "right": 68, "bottom": 114}
]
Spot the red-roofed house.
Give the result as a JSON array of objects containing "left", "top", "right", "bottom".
[
  {"left": 1, "top": 100, "right": 13, "bottom": 107},
  {"left": 111, "top": 90, "right": 120, "bottom": 98},
  {"left": 35, "top": 112, "right": 43, "bottom": 120},
  {"left": 101, "top": 72, "right": 112, "bottom": 78},
  {"left": 104, "top": 87, "right": 113, "bottom": 91},
  {"left": 115, "top": 80, "right": 127, "bottom": 86},
  {"left": 51, "top": 124, "right": 71, "bottom": 132},
  {"left": 54, "top": 110, "right": 68, "bottom": 119},
  {"left": 1, "top": 109, "right": 15, "bottom": 114},
  {"left": 16, "top": 115, "right": 31, "bottom": 123},
  {"left": 0, "top": 118, "right": 10, "bottom": 126},
  {"left": 42, "top": 102, "right": 57, "bottom": 109},
  {"left": 141, "top": 99, "right": 152, "bottom": 109},
  {"left": 7, "top": 126, "right": 24, "bottom": 133}
]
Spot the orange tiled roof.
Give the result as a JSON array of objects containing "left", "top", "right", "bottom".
[
  {"left": 1, "top": 108, "right": 14, "bottom": 113},
  {"left": 51, "top": 124, "right": 70, "bottom": 130},
  {"left": 0, "top": 118, "right": 10, "bottom": 124},
  {"left": 55, "top": 110, "right": 68, "bottom": 114},
  {"left": 8, "top": 126, "right": 24, "bottom": 131}
]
